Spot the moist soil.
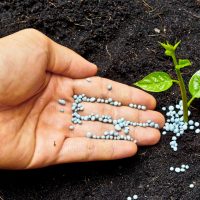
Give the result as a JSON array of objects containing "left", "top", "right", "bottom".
[{"left": 0, "top": 1, "right": 200, "bottom": 200}]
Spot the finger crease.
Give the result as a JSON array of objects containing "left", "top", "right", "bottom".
[
  {"left": 86, "top": 140, "right": 95, "bottom": 161},
  {"left": 60, "top": 56, "right": 73, "bottom": 75},
  {"left": 99, "top": 77, "right": 109, "bottom": 99}
]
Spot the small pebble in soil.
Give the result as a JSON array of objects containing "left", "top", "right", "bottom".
[
  {"left": 58, "top": 99, "right": 66, "bottom": 105},
  {"left": 154, "top": 27, "right": 160, "bottom": 33},
  {"left": 107, "top": 84, "right": 112, "bottom": 91},
  {"left": 133, "top": 194, "right": 138, "bottom": 199},
  {"left": 162, "top": 131, "right": 167, "bottom": 135},
  {"left": 195, "top": 128, "right": 200, "bottom": 133},
  {"left": 170, "top": 167, "right": 174, "bottom": 171},
  {"left": 189, "top": 183, "right": 195, "bottom": 188},
  {"left": 188, "top": 120, "right": 194, "bottom": 125},
  {"left": 162, "top": 107, "right": 166, "bottom": 111},
  {"left": 175, "top": 167, "right": 181, "bottom": 173},
  {"left": 185, "top": 165, "right": 189, "bottom": 169}
]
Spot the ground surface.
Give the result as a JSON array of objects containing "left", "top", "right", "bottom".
[{"left": 0, "top": 0, "right": 200, "bottom": 199}]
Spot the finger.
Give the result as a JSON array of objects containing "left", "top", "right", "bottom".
[
  {"left": 1, "top": 28, "right": 97, "bottom": 79},
  {"left": 80, "top": 102, "right": 165, "bottom": 127},
  {"left": 57, "top": 138, "right": 137, "bottom": 163},
  {"left": 73, "top": 77, "right": 156, "bottom": 109},
  {"left": 47, "top": 37, "right": 97, "bottom": 78},
  {"left": 129, "top": 126, "right": 161, "bottom": 145},
  {"left": 68, "top": 121, "right": 160, "bottom": 146}
]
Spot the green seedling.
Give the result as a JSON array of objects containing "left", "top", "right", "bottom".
[{"left": 134, "top": 41, "right": 200, "bottom": 122}]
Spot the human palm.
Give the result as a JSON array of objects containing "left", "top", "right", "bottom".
[{"left": 0, "top": 29, "right": 164, "bottom": 169}]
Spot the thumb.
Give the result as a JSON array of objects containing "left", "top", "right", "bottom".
[{"left": 47, "top": 38, "right": 98, "bottom": 78}]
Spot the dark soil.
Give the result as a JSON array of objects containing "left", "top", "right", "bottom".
[{"left": 0, "top": 0, "right": 200, "bottom": 199}]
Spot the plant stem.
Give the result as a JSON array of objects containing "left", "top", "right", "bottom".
[
  {"left": 172, "top": 80, "right": 179, "bottom": 84},
  {"left": 172, "top": 55, "right": 188, "bottom": 122},
  {"left": 187, "top": 96, "right": 195, "bottom": 107}
]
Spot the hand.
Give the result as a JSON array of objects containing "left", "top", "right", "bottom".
[{"left": 0, "top": 29, "right": 164, "bottom": 169}]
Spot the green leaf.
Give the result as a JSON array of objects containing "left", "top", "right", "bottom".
[
  {"left": 160, "top": 42, "right": 169, "bottom": 50},
  {"left": 165, "top": 50, "right": 173, "bottom": 57},
  {"left": 160, "top": 42, "right": 174, "bottom": 51},
  {"left": 160, "top": 41, "right": 181, "bottom": 58},
  {"left": 176, "top": 59, "right": 191, "bottom": 69},
  {"left": 189, "top": 70, "right": 200, "bottom": 98},
  {"left": 160, "top": 41, "right": 181, "bottom": 51},
  {"left": 173, "top": 41, "right": 181, "bottom": 50},
  {"left": 134, "top": 71, "right": 173, "bottom": 92}
]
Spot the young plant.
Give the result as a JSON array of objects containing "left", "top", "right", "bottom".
[{"left": 134, "top": 41, "right": 200, "bottom": 122}]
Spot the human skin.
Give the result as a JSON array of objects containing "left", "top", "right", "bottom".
[{"left": 0, "top": 29, "right": 165, "bottom": 169}]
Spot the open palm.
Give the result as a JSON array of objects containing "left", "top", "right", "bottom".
[{"left": 0, "top": 29, "right": 164, "bottom": 169}]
